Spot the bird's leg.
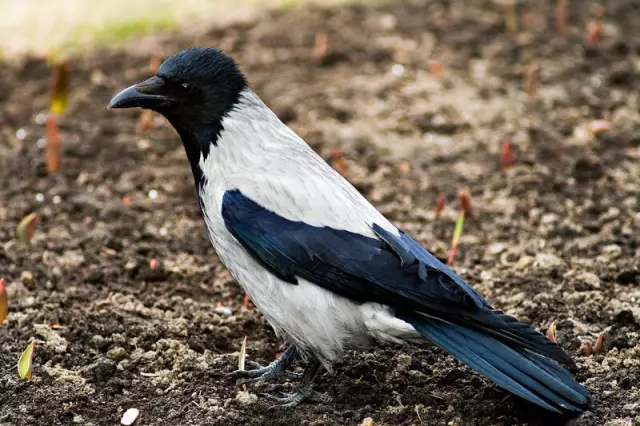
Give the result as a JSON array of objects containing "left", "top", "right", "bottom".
[
  {"left": 229, "top": 343, "right": 299, "bottom": 384},
  {"left": 261, "top": 360, "right": 332, "bottom": 410}
]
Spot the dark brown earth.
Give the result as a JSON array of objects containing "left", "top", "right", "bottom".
[{"left": 1, "top": 1, "right": 639, "bottom": 425}]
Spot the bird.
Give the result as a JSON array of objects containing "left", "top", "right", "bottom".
[{"left": 108, "top": 47, "right": 591, "bottom": 414}]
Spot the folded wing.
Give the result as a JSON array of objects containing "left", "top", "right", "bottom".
[{"left": 221, "top": 189, "right": 590, "bottom": 414}]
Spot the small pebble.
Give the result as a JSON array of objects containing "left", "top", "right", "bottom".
[
  {"left": 137, "top": 139, "right": 151, "bottom": 150},
  {"left": 35, "top": 113, "right": 48, "bottom": 125},
  {"left": 35, "top": 193, "right": 45, "bottom": 202},
  {"left": 235, "top": 390, "right": 257, "bottom": 406},
  {"left": 36, "top": 138, "right": 47, "bottom": 148},
  {"left": 16, "top": 129, "right": 27, "bottom": 140},
  {"left": 148, "top": 190, "right": 158, "bottom": 199},
  {"left": 391, "top": 64, "right": 405, "bottom": 77},
  {"left": 107, "top": 347, "right": 127, "bottom": 362},
  {"left": 52, "top": 195, "right": 62, "bottom": 204},
  {"left": 574, "top": 272, "right": 601, "bottom": 291},
  {"left": 215, "top": 306, "right": 233, "bottom": 316},
  {"left": 120, "top": 408, "right": 139, "bottom": 425}
]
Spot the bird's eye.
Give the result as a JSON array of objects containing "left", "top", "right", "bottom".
[{"left": 180, "top": 82, "right": 192, "bottom": 94}]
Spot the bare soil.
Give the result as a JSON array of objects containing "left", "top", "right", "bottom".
[{"left": 1, "top": 1, "right": 639, "bottom": 425}]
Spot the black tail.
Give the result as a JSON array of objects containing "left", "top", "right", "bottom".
[{"left": 404, "top": 315, "right": 591, "bottom": 414}]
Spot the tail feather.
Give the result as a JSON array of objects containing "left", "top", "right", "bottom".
[{"left": 405, "top": 315, "right": 591, "bottom": 414}]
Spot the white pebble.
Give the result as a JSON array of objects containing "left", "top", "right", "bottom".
[
  {"left": 36, "top": 138, "right": 47, "bottom": 148},
  {"left": 148, "top": 189, "right": 158, "bottom": 199},
  {"left": 52, "top": 195, "right": 62, "bottom": 204},
  {"left": 137, "top": 139, "right": 151, "bottom": 150},
  {"left": 35, "top": 193, "right": 45, "bottom": 202},
  {"left": 35, "top": 113, "right": 48, "bottom": 125},
  {"left": 16, "top": 128, "right": 27, "bottom": 140},
  {"left": 391, "top": 64, "right": 405, "bottom": 77},
  {"left": 215, "top": 306, "right": 233, "bottom": 316},
  {"left": 120, "top": 408, "right": 139, "bottom": 425}
]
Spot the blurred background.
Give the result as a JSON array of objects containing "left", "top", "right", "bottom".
[
  {"left": 0, "top": 1, "right": 639, "bottom": 426},
  {"left": 0, "top": 0, "right": 355, "bottom": 55}
]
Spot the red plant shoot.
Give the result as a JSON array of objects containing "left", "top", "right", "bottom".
[
  {"left": 435, "top": 193, "right": 446, "bottom": 218},
  {"left": 331, "top": 147, "right": 348, "bottom": 176},
  {"left": 555, "top": 0, "right": 570, "bottom": 33},
  {"left": 47, "top": 114, "right": 61, "bottom": 172},
  {"left": 501, "top": 141, "right": 514, "bottom": 170},
  {"left": 458, "top": 188, "right": 472, "bottom": 217},
  {"left": 314, "top": 32, "right": 328, "bottom": 61}
]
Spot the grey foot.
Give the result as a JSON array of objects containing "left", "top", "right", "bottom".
[
  {"left": 229, "top": 344, "right": 298, "bottom": 385},
  {"left": 262, "top": 389, "right": 331, "bottom": 410},
  {"left": 261, "top": 361, "right": 331, "bottom": 409}
]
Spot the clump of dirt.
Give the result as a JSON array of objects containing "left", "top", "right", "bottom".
[{"left": 1, "top": 1, "right": 639, "bottom": 425}]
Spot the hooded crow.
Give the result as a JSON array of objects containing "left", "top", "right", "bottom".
[{"left": 109, "top": 47, "right": 591, "bottom": 414}]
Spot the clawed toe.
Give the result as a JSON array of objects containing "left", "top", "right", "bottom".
[
  {"left": 262, "top": 388, "right": 330, "bottom": 409},
  {"left": 228, "top": 344, "right": 298, "bottom": 384},
  {"left": 259, "top": 360, "right": 329, "bottom": 409}
]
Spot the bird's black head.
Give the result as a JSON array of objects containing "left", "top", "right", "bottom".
[
  {"left": 109, "top": 47, "right": 246, "bottom": 127},
  {"left": 109, "top": 47, "right": 248, "bottom": 178}
]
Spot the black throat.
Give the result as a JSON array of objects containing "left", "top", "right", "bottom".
[{"left": 168, "top": 118, "right": 224, "bottom": 191}]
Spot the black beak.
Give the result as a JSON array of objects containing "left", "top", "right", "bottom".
[{"left": 108, "top": 76, "right": 172, "bottom": 109}]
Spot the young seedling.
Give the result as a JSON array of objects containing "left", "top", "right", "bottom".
[
  {"left": 555, "top": 0, "right": 570, "bottom": 33},
  {"left": 583, "top": 340, "right": 593, "bottom": 357},
  {"left": 50, "top": 61, "right": 69, "bottom": 116},
  {"left": 138, "top": 111, "right": 153, "bottom": 132},
  {"left": 314, "top": 32, "right": 328, "bottom": 61},
  {"left": 546, "top": 321, "right": 557, "bottom": 343},
  {"left": 239, "top": 336, "right": 248, "bottom": 391},
  {"left": 447, "top": 189, "right": 473, "bottom": 265},
  {"left": 520, "top": 10, "right": 534, "bottom": 30},
  {"left": 16, "top": 213, "right": 37, "bottom": 244},
  {"left": 504, "top": 1, "right": 518, "bottom": 33},
  {"left": 123, "top": 195, "right": 132, "bottom": 207},
  {"left": 589, "top": 120, "right": 612, "bottom": 136},
  {"left": 594, "top": 331, "right": 605, "bottom": 353},
  {"left": 330, "top": 147, "right": 348, "bottom": 176},
  {"left": 446, "top": 210, "right": 465, "bottom": 266},
  {"left": 399, "top": 161, "right": 412, "bottom": 175},
  {"left": 149, "top": 259, "right": 158, "bottom": 270},
  {"left": 429, "top": 60, "right": 443, "bottom": 76},
  {"left": 458, "top": 188, "right": 472, "bottom": 217},
  {"left": 586, "top": 5, "right": 604, "bottom": 48},
  {"left": 46, "top": 114, "right": 61, "bottom": 172},
  {"left": 243, "top": 294, "right": 250, "bottom": 309},
  {"left": 525, "top": 63, "right": 538, "bottom": 98},
  {"left": 435, "top": 193, "right": 446, "bottom": 218},
  {"left": 585, "top": 20, "right": 602, "bottom": 48},
  {"left": 138, "top": 57, "right": 162, "bottom": 132},
  {"left": 0, "top": 278, "right": 7, "bottom": 325},
  {"left": 18, "top": 340, "right": 36, "bottom": 379},
  {"left": 501, "top": 141, "right": 514, "bottom": 170},
  {"left": 48, "top": 60, "right": 69, "bottom": 173}
]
